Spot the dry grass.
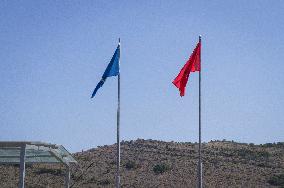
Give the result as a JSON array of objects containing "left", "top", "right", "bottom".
[{"left": 0, "top": 139, "right": 283, "bottom": 187}]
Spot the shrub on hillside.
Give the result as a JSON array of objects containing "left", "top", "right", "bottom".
[
  {"left": 262, "top": 143, "right": 274, "bottom": 147},
  {"left": 97, "top": 179, "right": 110, "bottom": 185},
  {"left": 276, "top": 142, "right": 284, "bottom": 148},
  {"left": 267, "top": 174, "right": 284, "bottom": 187},
  {"left": 125, "top": 161, "right": 139, "bottom": 170},
  {"left": 153, "top": 163, "right": 171, "bottom": 174},
  {"left": 249, "top": 143, "right": 255, "bottom": 147},
  {"left": 236, "top": 148, "right": 270, "bottom": 160}
]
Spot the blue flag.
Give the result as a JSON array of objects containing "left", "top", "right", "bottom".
[{"left": 91, "top": 44, "right": 120, "bottom": 98}]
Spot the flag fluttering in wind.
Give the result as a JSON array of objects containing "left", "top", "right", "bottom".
[
  {"left": 172, "top": 36, "right": 203, "bottom": 188},
  {"left": 91, "top": 44, "right": 120, "bottom": 98},
  {"left": 90, "top": 40, "right": 122, "bottom": 188},
  {"left": 172, "top": 41, "right": 201, "bottom": 96}
]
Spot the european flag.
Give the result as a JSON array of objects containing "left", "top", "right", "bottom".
[{"left": 91, "top": 44, "right": 120, "bottom": 98}]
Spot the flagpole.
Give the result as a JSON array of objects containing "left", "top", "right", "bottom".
[
  {"left": 198, "top": 35, "right": 202, "bottom": 188},
  {"left": 116, "top": 38, "right": 121, "bottom": 188}
]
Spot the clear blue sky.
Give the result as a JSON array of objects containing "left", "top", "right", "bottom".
[{"left": 0, "top": 1, "right": 283, "bottom": 152}]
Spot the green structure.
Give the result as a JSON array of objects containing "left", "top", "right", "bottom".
[{"left": 0, "top": 141, "right": 77, "bottom": 188}]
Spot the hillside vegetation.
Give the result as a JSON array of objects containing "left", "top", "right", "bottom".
[{"left": 0, "top": 139, "right": 283, "bottom": 187}]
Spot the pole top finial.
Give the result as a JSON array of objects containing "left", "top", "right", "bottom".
[{"left": 119, "top": 38, "right": 120, "bottom": 44}]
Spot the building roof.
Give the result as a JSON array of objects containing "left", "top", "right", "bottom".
[{"left": 0, "top": 141, "right": 77, "bottom": 166}]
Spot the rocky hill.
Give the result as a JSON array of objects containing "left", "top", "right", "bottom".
[{"left": 0, "top": 139, "right": 284, "bottom": 187}]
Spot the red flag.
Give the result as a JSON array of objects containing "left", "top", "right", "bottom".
[{"left": 172, "top": 41, "right": 201, "bottom": 96}]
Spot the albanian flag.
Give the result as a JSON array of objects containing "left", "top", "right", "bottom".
[{"left": 172, "top": 41, "right": 201, "bottom": 96}]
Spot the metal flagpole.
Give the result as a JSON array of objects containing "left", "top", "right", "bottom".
[
  {"left": 19, "top": 144, "right": 26, "bottom": 188},
  {"left": 198, "top": 35, "right": 202, "bottom": 188},
  {"left": 116, "top": 38, "right": 121, "bottom": 188}
]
